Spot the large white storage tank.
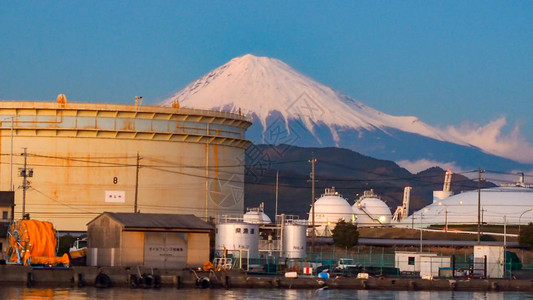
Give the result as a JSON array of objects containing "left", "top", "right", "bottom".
[
  {"left": 308, "top": 187, "right": 354, "bottom": 236},
  {"left": 352, "top": 189, "right": 392, "bottom": 227},
  {"left": 215, "top": 222, "right": 260, "bottom": 259},
  {"left": 0, "top": 100, "right": 251, "bottom": 231},
  {"left": 403, "top": 185, "right": 533, "bottom": 228},
  {"left": 282, "top": 224, "right": 307, "bottom": 259}
]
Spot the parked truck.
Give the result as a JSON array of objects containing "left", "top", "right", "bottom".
[{"left": 334, "top": 258, "right": 360, "bottom": 272}]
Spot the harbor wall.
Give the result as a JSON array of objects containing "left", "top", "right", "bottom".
[{"left": 1, "top": 265, "right": 533, "bottom": 292}]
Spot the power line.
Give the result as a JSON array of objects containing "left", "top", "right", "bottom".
[{"left": 4, "top": 151, "right": 531, "bottom": 196}]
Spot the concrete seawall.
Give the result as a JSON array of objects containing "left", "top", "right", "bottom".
[{"left": 0, "top": 265, "right": 532, "bottom": 292}]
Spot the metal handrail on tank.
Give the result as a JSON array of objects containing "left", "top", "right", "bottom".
[
  {"left": 358, "top": 189, "right": 381, "bottom": 200},
  {"left": 246, "top": 202, "right": 266, "bottom": 213},
  {"left": 275, "top": 214, "right": 307, "bottom": 225},
  {"left": 216, "top": 214, "right": 244, "bottom": 224},
  {"left": 0, "top": 101, "right": 253, "bottom": 123},
  {"left": 0, "top": 101, "right": 252, "bottom": 146},
  {"left": 0, "top": 113, "right": 245, "bottom": 139},
  {"left": 322, "top": 186, "right": 342, "bottom": 197}
]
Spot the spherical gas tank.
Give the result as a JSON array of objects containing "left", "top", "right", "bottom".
[
  {"left": 353, "top": 190, "right": 392, "bottom": 227},
  {"left": 308, "top": 187, "right": 354, "bottom": 236},
  {"left": 243, "top": 210, "right": 272, "bottom": 224}
]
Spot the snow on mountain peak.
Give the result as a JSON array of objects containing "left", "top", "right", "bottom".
[{"left": 160, "top": 54, "right": 459, "bottom": 144}]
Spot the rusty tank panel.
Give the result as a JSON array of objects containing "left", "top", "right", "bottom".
[{"left": 0, "top": 101, "right": 252, "bottom": 231}]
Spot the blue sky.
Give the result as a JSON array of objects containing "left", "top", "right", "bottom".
[{"left": 1, "top": 1, "right": 532, "bottom": 144}]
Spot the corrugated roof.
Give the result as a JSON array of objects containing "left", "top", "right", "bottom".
[{"left": 91, "top": 212, "right": 213, "bottom": 231}]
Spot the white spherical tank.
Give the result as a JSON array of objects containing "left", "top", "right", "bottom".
[
  {"left": 242, "top": 203, "right": 272, "bottom": 224},
  {"left": 215, "top": 222, "right": 259, "bottom": 258},
  {"left": 243, "top": 211, "right": 271, "bottom": 224},
  {"left": 353, "top": 189, "right": 392, "bottom": 227},
  {"left": 282, "top": 224, "right": 307, "bottom": 259},
  {"left": 308, "top": 187, "right": 355, "bottom": 236}
]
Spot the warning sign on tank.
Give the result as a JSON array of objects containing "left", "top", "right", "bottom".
[{"left": 105, "top": 191, "right": 125, "bottom": 203}]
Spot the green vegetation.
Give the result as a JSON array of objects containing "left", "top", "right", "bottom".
[
  {"left": 519, "top": 222, "right": 533, "bottom": 249},
  {"left": 332, "top": 219, "right": 359, "bottom": 248}
]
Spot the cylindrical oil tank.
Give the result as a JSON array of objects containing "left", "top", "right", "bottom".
[
  {"left": 282, "top": 224, "right": 307, "bottom": 259},
  {"left": 0, "top": 101, "right": 251, "bottom": 231},
  {"left": 215, "top": 222, "right": 259, "bottom": 259}
]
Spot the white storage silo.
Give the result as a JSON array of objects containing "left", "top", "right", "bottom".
[
  {"left": 282, "top": 224, "right": 307, "bottom": 259},
  {"left": 215, "top": 222, "right": 260, "bottom": 259}
]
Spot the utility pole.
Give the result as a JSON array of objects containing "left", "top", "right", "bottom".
[
  {"left": 477, "top": 168, "right": 485, "bottom": 244},
  {"left": 10, "top": 117, "right": 14, "bottom": 191},
  {"left": 134, "top": 152, "right": 141, "bottom": 213},
  {"left": 309, "top": 154, "right": 317, "bottom": 248},
  {"left": 275, "top": 171, "right": 279, "bottom": 220},
  {"left": 419, "top": 212, "right": 423, "bottom": 252},
  {"left": 19, "top": 147, "right": 33, "bottom": 219},
  {"left": 504, "top": 215, "right": 507, "bottom": 276}
]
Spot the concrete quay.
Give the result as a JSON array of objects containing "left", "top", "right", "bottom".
[{"left": 0, "top": 265, "right": 533, "bottom": 292}]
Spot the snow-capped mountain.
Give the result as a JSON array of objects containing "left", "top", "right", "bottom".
[
  {"left": 161, "top": 54, "right": 530, "bottom": 171},
  {"left": 161, "top": 54, "right": 455, "bottom": 143}
]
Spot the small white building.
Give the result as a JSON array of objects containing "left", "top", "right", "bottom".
[
  {"left": 87, "top": 213, "right": 212, "bottom": 269},
  {"left": 473, "top": 245, "right": 504, "bottom": 278},
  {"left": 395, "top": 251, "right": 451, "bottom": 278},
  {"left": 420, "top": 256, "right": 452, "bottom": 279}
]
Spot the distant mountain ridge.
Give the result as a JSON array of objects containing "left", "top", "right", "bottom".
[
  {"left": 243, "top": 144, "right": 495, "bottom": 219},
  {"left": 161, "top": 54, "right": 532, "bottom": 172}
]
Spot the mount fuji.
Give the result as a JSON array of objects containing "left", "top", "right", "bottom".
[{"left": 160, "top": 54, "right": 531, "bottom": 172}]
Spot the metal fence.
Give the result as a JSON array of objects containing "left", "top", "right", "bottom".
[{"left": 224, "top": 246, "right": 533, "bottom": 279}]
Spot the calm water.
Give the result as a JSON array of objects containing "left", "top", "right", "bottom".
[{"left": 1, "top": 287, "right": 533, "bottom": 300}]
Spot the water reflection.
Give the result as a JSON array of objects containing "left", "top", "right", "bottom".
[{"left": 0, "top": 287, "right": 530, "bottom": 300}]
